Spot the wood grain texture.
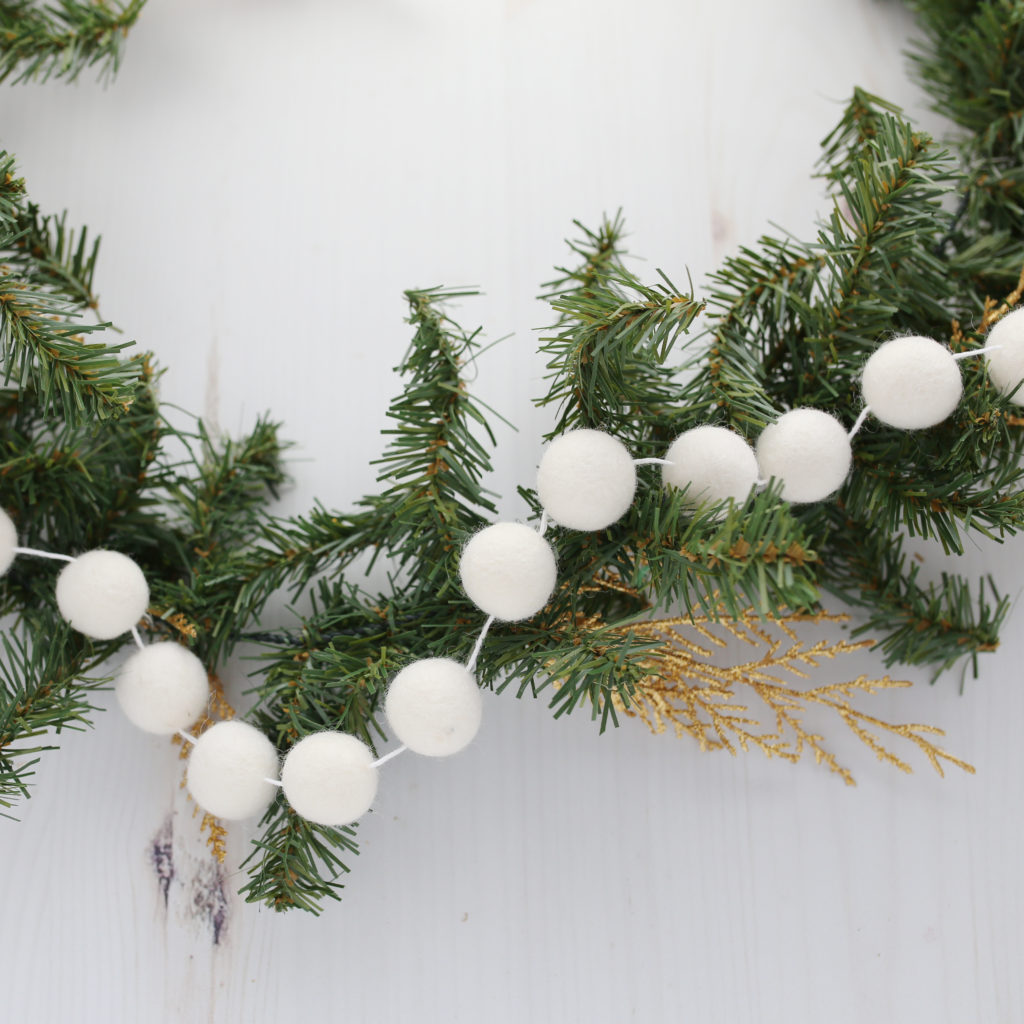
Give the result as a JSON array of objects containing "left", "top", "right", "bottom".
[{"left": 3, "top": 0, "right": 1023, "bottom": 1020}]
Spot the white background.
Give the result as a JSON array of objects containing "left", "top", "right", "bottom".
[{"left": 3, "top": 0, "right": 1024, "bottom": 1021}]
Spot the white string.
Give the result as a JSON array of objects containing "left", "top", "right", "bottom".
[
  {"left": 264, "top": 777, "right": 284, "bottom": 787},
  {"left": 633, "top": 457, "right": 673, "bottom": 466},
  {"left": 13, "top": 546, "right": 74, "bottom": 563},
  {"left": 372, "top": 745, "right": 408, "bottom": 769},
  {"left": 466, "top": 614, "right": 495, "bottom": 673},
  {"left": 538, "top": 509, "right": 549, "bottom": 536},
  {"left": 130, "top": 625, "right": 146, "bottom": 651},
  {"left": 953, "top": 345, "right": 1000, "bottom": 361},
  {"left": 848, "top": 406, "right": 872, "bottom": 439},
  {"left": 177, "top": 730, "right": 197, "bottom": 745}
]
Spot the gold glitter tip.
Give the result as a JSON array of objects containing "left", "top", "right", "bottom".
[{"left": 600, "top": 606, "right": 974, "bottom": 785}]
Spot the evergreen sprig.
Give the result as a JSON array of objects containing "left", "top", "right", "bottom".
[
  {"left": 674, "top": 78, "right": 1024, "bottom": 665},
  {"left": 235, "top": 289, "right": 501, "bottom": 911},
  {"left": 0, "top": 0, "right": 146, "bottom": 85},
  {"left": 148, "top": 415, "right": 289, "bottom": 667},
  {"left": 0, "top": 625, "right": 106, "bottom": 813},
  {"left": 0, "top": 148, "right": 147, "bottom": 422},
  {"left": 820, "top": 520, "right": 1007, "bottom": 674},
  {"left": 0, "top": 154, "right": 288, "bottom": 814},
  {"left": 537, "top": 225, "right": 704, "bottom": 444}
]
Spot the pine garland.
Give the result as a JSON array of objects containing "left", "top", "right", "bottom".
[{"left": 1, "top": 0, "right": 1023, "bottom": 911}]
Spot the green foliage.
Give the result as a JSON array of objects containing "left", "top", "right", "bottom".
[
  {"left": 233, "top": 289, "right": 499, "bottom": 611},
  {"left": 239, "top": 809, "right": 361, "bottom": 915},
  {"left": 820, "top": 520, "right": 1007, "bottom": 674},
  {"left": 908, "top": 0, "right": 1024, "bottom": 293},
  {"left": 0, "top": 152, "right": 287, "bottom": 811},
  {"left": 0, "top": 0, "right": 147, "bottom": 85},
  {"left": 0, "top": 148, "right": 147, "bottom": 422},
  {"left": 908, "top": 0, "right": 1024, "bottom": 150},
  {"left": 679, "top": 73, "right": 1024, "bottom": 671},
  {"left": 0, "top": 625, "right": 107, "bottom": 814},
  {"left": 537, "top": 217, "right": 704, "bottom": 444},
  {"left": 3, "top": 0, "right": 1024, "bottom": 914},
  {"left": 362, "top": 288, "right": 501, "bottom": 595},
  {"left": 234, "top": 290, "right": 504, "bottom": 911},
  {"left": 149, "top": 416, "right": 289, "bottom": 667}
]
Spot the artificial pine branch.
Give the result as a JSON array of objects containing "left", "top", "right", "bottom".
[
  {"left": 537, "top": 229, "right": 703, "bottom": 444},
  {"left": 0, "top": 625, "right": 106, "bottom": 812},
  {"left": 9, "top": 205, "right": 103, "bottom": 314},
  {"left": 678, "top": 78, "right": 1024, "bottom": 666},
  {"left": 0, "top": 154, "right": 288, "bottom": 812},
  {"left": 0, "top": 149, "right": 145, "bottom": 422},
  {"left": 819, "top": 520, "right": 1006, "bottom": 673},
  {"left": 363, "top": 287, "right": 500, "bottom": 595},
  {"left": 0, "top": 0, "right": 147, "bottom": 85},
  {"left": 237, "top": 289, "right": 503, "bottom": 911},
  {"left": 147, "top": 415, "right": 289, "bottom": 667}
]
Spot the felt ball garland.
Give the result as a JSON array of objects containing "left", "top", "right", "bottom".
[
  {"left": 384, "top": 658, "right": 483, "bottom": 757},
  {"left": 0, "top": 322, "right": 1017, "bottom": 833},
  {"left": 55, "top": 549, "right": 150, "bottom": 640},
  {"left": 187, "top": 720, "right": 280, "bottom": 821},
  {"left": 755, "top": 408, "right": 853, "bottom": 504},
  {"left": 662, "top": 425, "right": 759, "bottom": 510},
  {"left": 280, "top": 732, "right": 379, "bottom": 826},
  {"left": 459, "top": 521, "right": 558, "bottom": 621},
  {"left": 861, "top": 335, "right": 963, "bottom": 429},
  {"left": 986, "top": 307, "right": 1024, "bottom": 404},
  {"left": 0, "top": 509, "right": 17, "bottom": 576},
  {"left": 536, "top": 428, "right": 638, "bottom": 530},
  {"left": 116, "top": 642, "right": 210, "bottom": 735}
]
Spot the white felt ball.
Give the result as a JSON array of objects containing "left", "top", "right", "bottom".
[
  {"left": 0, "top": 508, "right": 17, "bottom": 576},
  {"left": 281, "top": 732, "right": 378, "bottom": 826},
  {"left": 55, "top": 549, "right": 149, "bottom": 640},
  {"left": 662, "top": 425, "right": 759, "bottom": 509},
  {"left": 861, "top": 335, "right": 962, "bottom": 429},
  {"left": 115, "top": 642, "right": 210, "bottom": 735},
  {"left": 536, "top": 429, "right": 637, "bottom": 530},
  {"left": 755, "top": 408, "right": 852, "bottom": 504},
  {"left": 385, "top": 658, "right": 482, "bottom": 757},
  {"left": 986, "top": 306, "right": 1024, "bottom": 405},
  {"left": 459, "top": 522, "right": 557, "bottom": 621},
  {"left": 187, "top": 720, "right": 279, "bottom": 821}
]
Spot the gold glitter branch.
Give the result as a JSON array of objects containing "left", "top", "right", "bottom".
[{"left": 608, "top": 609, "right": 974, "bottom": 785}]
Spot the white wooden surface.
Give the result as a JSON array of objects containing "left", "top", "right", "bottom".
[{"left": 3, "top": 1, "right": 1024, "bottom": 1020}]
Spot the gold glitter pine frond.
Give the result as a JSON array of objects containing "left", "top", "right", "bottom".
[
  {"left": 199, "top": 813, "right": 228, "bottom": 864},
  {"left": 608, "top": 609, "right": 974, "bottom": 785}
]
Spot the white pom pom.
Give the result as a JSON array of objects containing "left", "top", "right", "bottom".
[
  {"left": 755, "top": 409, "right": 852, "bottom": 504},
  {"left": 0, "top": 508, "right": 17, "bottom": 576},
  {"left": 187, "top": 721, "right": 279, "bottom": 821},
  {"left": 986, "top": 307, "right": 1024, "bottom": 405},
  {"left": 662, "top": 426, "right": 759, "bottom": 510},
  {"left": 861, "top": 335, "right": 962, "bottom": 429},
  {"left": 536, "top": 429, "right": 637, "bottom": 530},
  {"left": 385, "top": 658, "right": 482, "bottom": 757},
  {"left": 281, "top": 732, "right": 378, "bottom": 826},
  {"left": 459, "top": 522, "right": 557, "bottom": 621},
  {"left": 55, "top": 549, "right": 149, "bottom": 640},
  {"left": 115, "top": 643, "right": 209, "bottom": 735}
]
